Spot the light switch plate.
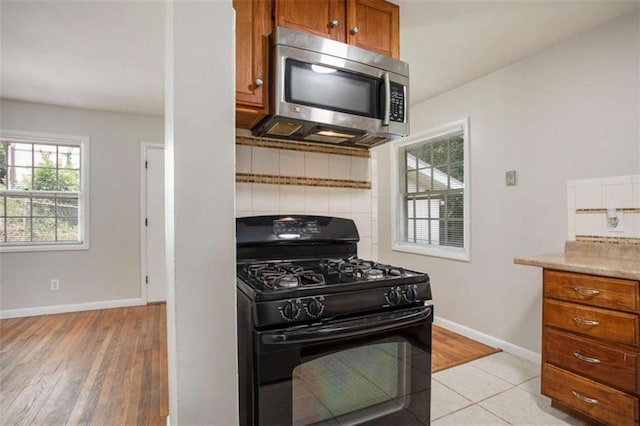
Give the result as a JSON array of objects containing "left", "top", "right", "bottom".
[{"left": 506, "top": 170, "right": 517, "bottom": 186}]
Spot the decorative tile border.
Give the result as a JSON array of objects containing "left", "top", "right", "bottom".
[
  {"left": 575, "top": 235, "right": 640, "bottom": 245},
  {"left": 236, "top": 173, "right": 371, "bottom": 189},
  {"left": 236, "top": 136, "right": 370, "bottom": 158},
  {"left": 576, "top": 208, "right": 640, "bottom": 214}
]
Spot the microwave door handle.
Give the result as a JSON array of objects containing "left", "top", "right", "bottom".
[{"left": 382, "top": 72, "right": 391, "bottom": 127}]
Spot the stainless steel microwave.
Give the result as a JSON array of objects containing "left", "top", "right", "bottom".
[{"left": 252, "top": 27, "right": 409, "bottom": 149}]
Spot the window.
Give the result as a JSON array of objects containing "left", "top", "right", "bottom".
[
  {"left": 391, "top": 119, "right": 470, "bottom": 261},
  {"left": 0, "top": 130, "right": 89, "bottom": 252}
]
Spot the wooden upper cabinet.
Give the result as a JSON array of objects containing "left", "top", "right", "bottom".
[
  {"left": 234, "top": 0, "right": 271, "bottom": 129},
  {"left": 347, "top": 0, "right": 399, "bottom": 59},
  {"left": 275, "top": 0, "right": 399, "bottom": 59},
  {"left": 235, "top": 0, "right": 400, "bottom": 129},
  {"left": 275, "top": 0, "right": 346, "bottom": 43}
]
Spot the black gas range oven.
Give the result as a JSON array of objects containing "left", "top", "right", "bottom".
[{"left": 237, "top": 215, "right": 433, "bottom": 426}]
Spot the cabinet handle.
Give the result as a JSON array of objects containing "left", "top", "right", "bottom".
[
  {"left": 255, "top": 78, "right": 264, "bottom": 88},
  {"left": 572, "top": 317, "right": 599, "bottom": 326},
  {"left": 572, "top": 390, "right": 599, "bottom": 405},
  {"left": 573, "top": 352, "right": 601, "bottom": 364},
  {"left": 330, "top": 19, "right": 339, "bottom": 28},
  {"left": 350, "top": 26, "right": 358, "bottom": 35},
  {"left": 573, "top": 287, "right": 600, "bottom": 296}
]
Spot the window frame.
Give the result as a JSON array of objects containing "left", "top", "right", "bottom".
[
  {"left": 390, "top": 118, "right": 470, "bottom": 261},
  {"left": 0, "top": 129, "right": 90, "bottom": 252}
]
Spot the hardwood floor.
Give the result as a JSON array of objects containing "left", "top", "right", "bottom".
[
  {"left": 1, "top": 305, "right": 498, "bottom": 425},
  {"left": 0, "top": 304, "right": 168, "bottom": 426},
  {"left": 432, "top": 324, "right": 502, "bottom": 372}
]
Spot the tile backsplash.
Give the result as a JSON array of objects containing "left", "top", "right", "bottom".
[
  {"left": 567, "top": 174, "right": 640, "bottom": 243},
  {"left": 235, "top": 141, "right": 379, "bottom": 260}
]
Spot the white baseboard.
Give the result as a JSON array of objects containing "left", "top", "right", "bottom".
[
  {"left": 435, "top": 316, "right": 542, "bottom": 365},
  {"left": 0, "top": 298, "right": 146, "bottom": 319}
]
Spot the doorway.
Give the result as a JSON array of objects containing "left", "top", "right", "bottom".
[{"left": 141, "top": 143, "right": 167, "bottom": 303}]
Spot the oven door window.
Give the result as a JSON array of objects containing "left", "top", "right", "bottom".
[
  {"left": 285, "top": 59, "right": 382, "bottom": 119},
  {"left": 294, "top": 343, "right": 410, "bottom": 425},
  {"left": 257, "top": 322, "right": 431, "bottom": 426}
]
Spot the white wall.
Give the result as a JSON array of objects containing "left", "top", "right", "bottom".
[
  {"left": 165, "top": 1, "right": 237, "bottom": 424},
  {"left": 376, "top": 12, "right": 640, "bottom": 356},
  {"left": 0, "top": 99, "right": 163, "bottom": 313}
]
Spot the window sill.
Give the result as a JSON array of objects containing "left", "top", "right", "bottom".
[
  {"left": 0, "top": 242, "right": 89, "bottom": 253},
  {"left": 392, "top": 241, "right": 470, "bottom": 262}
]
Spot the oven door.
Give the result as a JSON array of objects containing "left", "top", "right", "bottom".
[{"left": 255, "top": 305, "right": 432, "bottom": 426}]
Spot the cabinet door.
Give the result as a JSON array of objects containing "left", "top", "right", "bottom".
[
  {"left": 542, "top": 363, "right": 638, "bottom": 426},
  {"left": 544, "top": 299, "right": 639, "bottom": 346},
  {"left": 544, "top": 328, "right": 639, "bottom": 392},
  {"left": 235, "top": 0, "right": 271, "bottom": 129},
  {"left": 275, "top": 0, "right": 346, "bottom": 43},
  {"left": 544, "top": 269, "right": 640, "bottom": 312},
  {"left": 347, "top": 0, "right": 399, "bottom": 58}
]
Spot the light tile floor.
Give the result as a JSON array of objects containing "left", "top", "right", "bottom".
[{"left": 431, "top": 352, "right": 585, "bottom": 425}]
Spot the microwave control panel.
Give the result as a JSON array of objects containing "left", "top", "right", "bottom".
[{"left": 390, "top": 83, "right": 405, "bottom": 123}]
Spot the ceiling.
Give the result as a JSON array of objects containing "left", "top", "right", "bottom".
[
  {"left": 399, "top": 0, "right": 640, "bottom": 105},
  {"left": 0, "top": 1, "right": 165, "bottom": 116},
  {"left": 1, "top": 1, "right": 638, "bottom": 116}
]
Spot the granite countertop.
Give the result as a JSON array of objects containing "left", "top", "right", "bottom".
[{"left": 514, "top": 241, "right": 640, "bottom": 281}]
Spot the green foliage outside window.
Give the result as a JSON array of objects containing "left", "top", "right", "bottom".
[
  {"left": 19, "top": 150, "right": 80, "bottom": 191},
  {"left": 1, "top": 141, "right": 82, "bottom": 245}
]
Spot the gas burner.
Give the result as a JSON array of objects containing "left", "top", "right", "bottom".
[
  {"left": 277, "top": 275, "right": 300, "bottom": 288},
  {"left": 347, "top": 259, "right": 373, "bottom": 271},
  {"left": 365, "top": 268, "right": 384, "bottom": 280}
]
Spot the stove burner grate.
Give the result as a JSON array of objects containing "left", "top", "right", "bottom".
[
  {"left": 246, "top": 262, "right": 325, "bottom": 289},
  {"left": 320, "top": 257, "right": 400, "bottom": 280}
]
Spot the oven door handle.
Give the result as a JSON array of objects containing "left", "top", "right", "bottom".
[{"left": 261, "top": 306, "right": 432, "bottom": 345}]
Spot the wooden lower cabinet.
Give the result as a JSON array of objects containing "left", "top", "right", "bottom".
[
  {"left": 545, "top": 328, "right": 639, "bottom": 392},
  {"left": 543, "top": 364, "right": 638, "bottom": 426},
  {"left": 542, "top": 269, "right": 640, "bottom": 425},
  {"left": 544, "top": 299, "right": 639, "bottom": 346}
]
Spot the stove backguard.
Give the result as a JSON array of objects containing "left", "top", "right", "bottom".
[{"left": 237, "top": 215, "right": 359, "bottom": 262}]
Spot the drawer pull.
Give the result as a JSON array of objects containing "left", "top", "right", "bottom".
[
  {"left": 573, "top": 287, "right": 600, "bottom": 296},
  {"left": 573, "top": 352, "right": 601, "bottom": 364},
  {"left": 572, "top": 317, "right": 599, "bottom": 326},
  {"left": 571, "top": 390, "right": 599, "bottom": 405}
]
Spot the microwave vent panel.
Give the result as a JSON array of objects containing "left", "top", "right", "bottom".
[
  {"left": 303, "top": 133, "right": 348, "bottom": 144},
  {"left": 267, "top": 122, "right": 302, "bottom": 137},
  {"left": 355, "top": 136, "right": 387, "bottom": 147}
]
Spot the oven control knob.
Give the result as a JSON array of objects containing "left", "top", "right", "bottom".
[
  {"left": 281, "top": 301, "right": 300, "bottom": 321},
  {"left": 386, "top": 288, "right": 401, "bottom": 305},
  {"left": 306, "top": 298, "right": 324, "bottom": 318},
  {"left": 405, "top": 287, "right": 418, "bottom": 303}
]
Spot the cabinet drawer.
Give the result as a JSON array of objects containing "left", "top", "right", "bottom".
[
  {"left": 544, "top": 299, "right": 639, "bottom": 346},
  {"left": 542, "top": 363, "right": 638, "bottom": 426},
  {"left": 544, "top": 328, "right": 639, "bottom": 392},
  {"left": 544, "top": 270, "right": 639, "bottom": 312}
]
